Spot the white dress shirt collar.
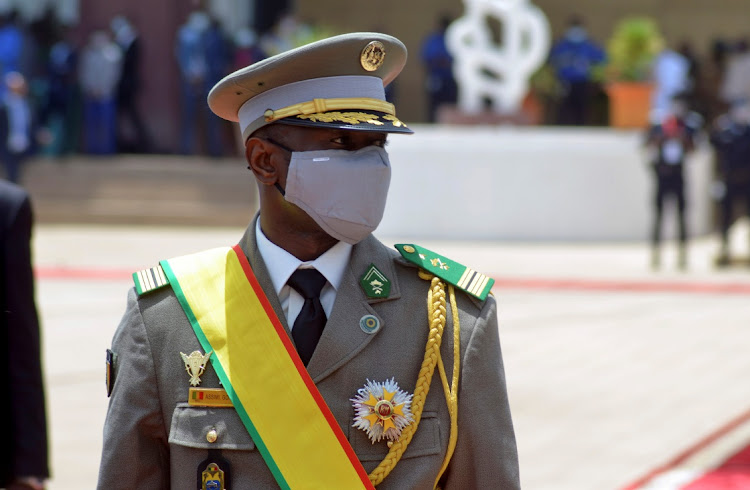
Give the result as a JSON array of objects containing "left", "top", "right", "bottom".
[{"left": 255, "top": 219, "right": 352, "bottom": 296}]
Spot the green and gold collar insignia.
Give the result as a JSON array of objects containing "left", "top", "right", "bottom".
[
  {"left": 395, "top": 244, "right": 495, "bottom": 301},
  {"left": 359, "top": 263, "right": 391, "bottom": 299}
]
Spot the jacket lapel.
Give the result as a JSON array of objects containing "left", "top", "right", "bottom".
[
  {"left": 305, "top": 234, "right": 401, "bottom": 383},
  {"left": 237, "top": 219, "right": 400, "bottom": 382}
]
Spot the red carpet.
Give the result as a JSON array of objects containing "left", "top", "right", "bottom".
[
  {"left": 682, "top": 445, "right": 750, "bottom": 489},
  {"left": 623, "top": 409, "right": 750, "bottom": 489}
]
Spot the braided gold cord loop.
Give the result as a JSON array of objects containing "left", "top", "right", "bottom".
[
  {"left": 434, "top": 285, "right": 461, "bottom": 487},
  {"left": 368, "top": 273, "right": 446, "bottom": 486}
]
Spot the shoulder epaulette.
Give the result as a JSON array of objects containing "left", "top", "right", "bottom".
[
  {"left": 395, "top": 243, "right": 495, "bottom": 301},
  {"left": 132, "top": 264, "right": 170, "bottom": 296}
]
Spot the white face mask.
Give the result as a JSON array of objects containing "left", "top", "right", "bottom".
[{"left": 279, "top": 145, "right": 391, "bottom": 244}]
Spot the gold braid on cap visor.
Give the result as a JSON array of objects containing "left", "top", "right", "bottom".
[{"left": 263, "top": 97, "right": 396, "bottom": 122}]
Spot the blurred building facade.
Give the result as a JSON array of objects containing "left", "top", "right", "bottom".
[{"left": 7, "top": 0, "right": 750, "bottom": 152}]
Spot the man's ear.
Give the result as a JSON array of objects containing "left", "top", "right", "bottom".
[{"left": 245, "top": 137, "right": 281, "bottom": 185}]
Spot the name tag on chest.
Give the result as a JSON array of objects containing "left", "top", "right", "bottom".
[{"left": 189, "top": 388, "right": 233, "bottom": 407}]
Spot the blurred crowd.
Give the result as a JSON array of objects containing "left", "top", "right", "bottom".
[
  {"left": 0, "top": 8, "right": 152, "bottom": 170},
  {"left": 0, "top": 7, "right": 282, "bottom": 183},
  {"left": 0, "top": 7, "right": 153, "bottom": 182}
]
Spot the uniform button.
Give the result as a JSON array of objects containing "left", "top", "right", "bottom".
[{"left": 206, "top": 428, "right": 218, "bottom": 443}]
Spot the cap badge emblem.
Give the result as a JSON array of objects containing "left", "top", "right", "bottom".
[
  {"left": 181, "top": 350, "right": 213, "bottom": 386},
  {"left": 351, "top": 378, "right": 414, "bottom": 443},
  {"left": 360, "top": 41, "right": 386, "bottom": 71}
]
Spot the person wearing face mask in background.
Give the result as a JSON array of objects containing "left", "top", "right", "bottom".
[
  {"left": 98, "top": 33, "right": 519, "bottom": 490},
  {"left": 175, "top": 10, "right": 212, "bottom": 156},
  {"left": 548, "top": 15, "right": 606, "bottom": 126},
  {"left": 710, "top": 99, "right": 750, "bottom": 266}
]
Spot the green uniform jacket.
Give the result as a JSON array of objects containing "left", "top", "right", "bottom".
[{"left": 98, "top": 219, "right": 519, "bottom": 489}]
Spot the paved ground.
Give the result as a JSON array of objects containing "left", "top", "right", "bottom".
[{"left": 33, "top": 222, "right": 750, "bottom": 489}]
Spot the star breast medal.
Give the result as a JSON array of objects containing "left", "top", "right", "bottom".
[
  {"left": 351, "top": 378, "right": 414, "bottom": 443},
  {"left": 180, "top": 350, "right": 213, "bottom": 386}
]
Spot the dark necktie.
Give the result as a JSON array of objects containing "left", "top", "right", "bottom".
[{"left": 288, "top": 268, "right": 328, "bottom": 366}]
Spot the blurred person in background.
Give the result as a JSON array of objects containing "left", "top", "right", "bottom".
[
  {"left": 23, "top": 8, "right": 58, "bottom": 98},
  {"left": 0, "top": 72, "right": 36, "bottom": 183},
  {"left": 233, "top": 27, "right": 267, "bottom": 70},
  {"left": 0, "top": 1, "right": 23, "bottom": 95},
  {"left": 720, "top": 39, "right": 750, "bottom": 108},
  {"left": 175, "top": 10, "right": 211, "bottom": 155},
  {"left": 41, "top": 24, "right": 78, "bottom": 157},
  {"left": 111, "top": 15, "right": 150, "bottom": 154},
  {"left": 420, "top": 15, "right": 457, "bottom": 123},
  {"left": 203, "top": 15, "right": 230, "bottom": 157},
  {"left": 230, "top": 28, "right": 267, "bottom": 154},
  {"left": 710, "top": 100, "right": 750, "bottom": 266},
  {"left": 705, "top": 39, "right": 732, "bottom": 120},
  {"left": 719, "top": 39, "right": 750, "bottom": 107},
  {"left": 548, "top": 15, "right": 606, "bottom": 126},
  {"left": 651, "top": 44, "right": 690, "bottom": 120},
  {"left": 260, "top": 12, "right": 305, "bottom": 57},
  {"left": 645, "top": 94, "right": 702, "bottom": 269},
  {"left": 0, "top": 180, "right": 49, "bottom": 490},
  {"left": 78, "top": 30, "right": 121, "bottom": 155},
  {"left": 676, "top": 41, "right": 701, "bottom": 110}
]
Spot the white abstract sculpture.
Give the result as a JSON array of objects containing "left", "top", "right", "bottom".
[{"left": 446, "top": 0, "right": 550, "bottom": 115}]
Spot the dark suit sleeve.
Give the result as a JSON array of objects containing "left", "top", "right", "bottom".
[
  {"left": 98, "top": 289, "right": 169, "bottom": 489},
  {"left": 5, "top": 192, "right": 49, "bottom": 479},
  {"left": 442, "top": 295, "right": 520, "bottom": 489}
]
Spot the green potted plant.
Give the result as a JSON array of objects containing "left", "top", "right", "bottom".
[{"left": 602, "top": 17, "right": 665, "bottom": 127}]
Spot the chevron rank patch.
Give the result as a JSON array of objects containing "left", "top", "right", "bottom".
[
  {"left": 395, "top": 244, "right": 495, "bottom": 301},
  {"left": 132, "top": 265, "right": 170, "bottom": 296},
  {"left": 359, "top": 263, "right": 391, "bottom": 299}
]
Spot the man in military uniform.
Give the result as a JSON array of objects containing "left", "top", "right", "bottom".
[{"left": 98, "top": 33, "right": 519, "bottom": 489}]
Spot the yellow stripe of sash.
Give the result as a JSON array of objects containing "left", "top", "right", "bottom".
[{"left": 164, "top": 246, "right": 372, "bottom": 489}]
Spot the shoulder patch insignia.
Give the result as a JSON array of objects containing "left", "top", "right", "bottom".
[
  {"left": 395, "top": 244, "right": 495, "bottom": 301},
  {"left": 132, "top": 265, "right": 170, "bottom": 296}
]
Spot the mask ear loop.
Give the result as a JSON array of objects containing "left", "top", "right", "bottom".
[
  {"left": 247, "top": 137, "right": 293, "bottom": 195},
  {"left": 267, "top": 138, "right": 293, "bottom": 196},
  {"left": 245, "top": 164, "right": 286, "bottom": 195}
]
